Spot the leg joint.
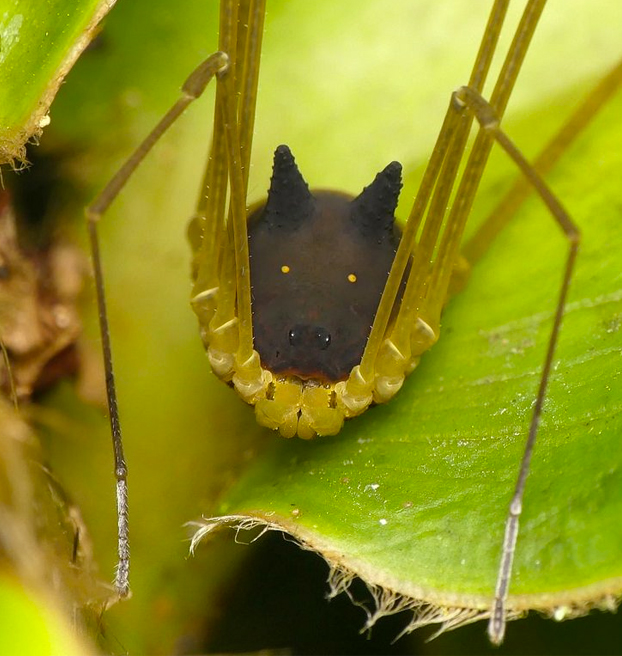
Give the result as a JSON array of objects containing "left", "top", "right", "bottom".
[
  {"left": 85, "top": 206, "right": 101, "bottom": 225},
  {"left": 183, "top": 51, "right": 230, "bottom": 99},
  {"left": 454, "top": 85, "right": 500, "bottom": 130}
]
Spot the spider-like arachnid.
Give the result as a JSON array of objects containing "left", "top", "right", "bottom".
[{"left": 84, "top": 0, "right": 622, "bottom": 645}]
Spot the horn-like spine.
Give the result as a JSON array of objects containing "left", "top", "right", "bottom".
[
  {"left": 350, "top": 161, "right": 402, "bottom": 239},
  {"left": 263, "top": 145, "right": 313, "bottom": 231}
]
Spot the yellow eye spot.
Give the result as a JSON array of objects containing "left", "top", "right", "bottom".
[
  {"left": 281, "top": 265, "right": 290, "bottom": 274},
  {"left": 347, "top": 273, "right": 357, "bottom": 283}
]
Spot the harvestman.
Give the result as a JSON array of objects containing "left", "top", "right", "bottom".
[{"left": 85, "top": 0, "right": 620, "bottom": 643}]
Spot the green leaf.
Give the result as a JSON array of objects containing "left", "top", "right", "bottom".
[{"left": 0, "top": 0, "right": 115, "bottom": 164}]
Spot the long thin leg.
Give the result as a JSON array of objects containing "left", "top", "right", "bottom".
[
  {"left": 86, "top": 223, "right": 130, "bottom": 597},
  {"left": 190, "top": 0, "right": 268, "bottom": 402},
  {"left": 453, "top": 84, "right": 580, "bottom": 644},
  {"left": 191, "top": 1, "right": 242, "bottom": 375},
  {"left": 236, "top": 0, "right": 266, "bottom": 186},
  {"left": 463, "top": 56, "right": 622, "bottom": 264},
  {"left": 86, "top": 51, "right": 228, "bottom": 597},
  {"left": 221, "top": 0, "right": 265, "bottom": 381},
  {"left": 342, "top": 0, "right": 512, "bottom": 409},
  {"left": 344, "top": 0, "right": 547, "bottom": 409},
  {"left": 191, "top": 0, "right": 242, "bottom": 305},
  {"left": 423, "top": 0, "right": 547, "bottom": 327}
]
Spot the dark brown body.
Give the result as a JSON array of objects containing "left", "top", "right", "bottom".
[{"left": 248, "top": 146, "right": 402, "bottom": 382}]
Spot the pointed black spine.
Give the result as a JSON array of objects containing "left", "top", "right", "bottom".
[
  {"left": 350, "top": 161, "right": 402, "bottom": 240},
  {"left": 263, "top": 145, "right": 314, "bottom": 231}
]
